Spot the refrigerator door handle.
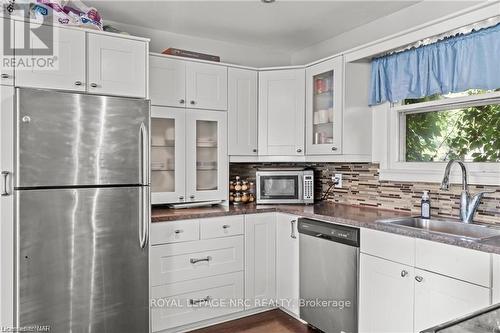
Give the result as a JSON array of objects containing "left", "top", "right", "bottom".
[
  {"left": 139, "top": 122, "right": 150, "bottom": 186},
  {"left": 139, "top": 186, "right": 149, "bottom": 249}
]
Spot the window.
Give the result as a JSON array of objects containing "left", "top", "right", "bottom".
[{"left": 398, "top": 90, "right": 500, "bottom": 163}]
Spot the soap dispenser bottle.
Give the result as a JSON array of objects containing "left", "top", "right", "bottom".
[{"left": 421, "top": 190, "right": 431, "bottom": 219}]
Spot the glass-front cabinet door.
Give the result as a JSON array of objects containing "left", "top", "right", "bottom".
[
  {"left": 305, "top": 56, "right": 343, "bottom": 155},
  {"left": 186, "top": 109, "right": 228, "bottom": 202},
  {"left": 151, "top": 107, "right": 185, "bottom": 204}
]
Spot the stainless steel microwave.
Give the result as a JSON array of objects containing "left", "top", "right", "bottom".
[{"left": 256, "top": 169, "right": 314, "bottom": 204}]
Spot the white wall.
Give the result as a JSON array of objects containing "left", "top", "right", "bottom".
[
  {"left": 291, "top": 1, "right": 483, "bottom": 65},
  {"left": 106, "top": 20, "right": 292, "bottom": 67}
]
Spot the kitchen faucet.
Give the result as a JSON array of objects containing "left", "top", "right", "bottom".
[{"left": 440, "top": 159, "right": 493, "bottom": 223}]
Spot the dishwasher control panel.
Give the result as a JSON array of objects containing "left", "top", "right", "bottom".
[{"left": 298, "top": 218, "right": 359, "bottom": 247}]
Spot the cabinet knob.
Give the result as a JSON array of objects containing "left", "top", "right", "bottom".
[
  {"left": 179, "top": 196, "right": 184, "bottom": 201},
  {"left": 222, "top": 224, "right": 230, "bottom": 229},
  {"left": 1, "top": 73, "right": 10, "bottom": 79},
  {"left": 415, "top": 276, "right": 423, "bottom": 282},
  {"left": 331, "top": 147, "right": 338, "bottom": 151},
  {"left": 400, "top": 270, "right": 408, "bottom": 278},
  {"left": 190, "top": 100, "right": 196, "bottom": 105},
  {"left": 252, "top": 149, "right": 257, "bottom": 153},
  {"left": 90, "top": 83, "right": 98, "bottom": 88},
  {"left": 22, "top": 116, "right": 31, "bottom": 123},
  {"left": 74, "top": 81, "right": 83, "bottom": 86},
  {"left": 296, "top": 148, "right": 302, "bottom": 153},
  {"left": 174, "top": 229, "right": 184, "bottom": 234},
  {"left": 179, "top": 99, "right": 185, "bottom": 104},
  {"left": 190, "top": 195, "right": 195, "bottom": 199}
]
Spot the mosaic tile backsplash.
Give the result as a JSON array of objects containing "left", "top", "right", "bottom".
[{"left": 230, "top": 162, "right": 500, "bottom": 224}]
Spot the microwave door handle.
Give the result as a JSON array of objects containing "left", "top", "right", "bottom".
[{"left": 298, "top": 174, "right": 303, "bottom": 201}]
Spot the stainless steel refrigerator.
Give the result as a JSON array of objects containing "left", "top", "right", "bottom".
[{"left": 14, "top": 88, "right": 150, "bottom": 333}]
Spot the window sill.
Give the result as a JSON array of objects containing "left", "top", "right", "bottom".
[{"left": 379, "top": 165, "right": 500, "bottom": 186}]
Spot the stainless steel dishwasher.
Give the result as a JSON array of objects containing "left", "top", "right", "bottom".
[{"left": 298, "top": 218, "right": 359, "bottom": 333}]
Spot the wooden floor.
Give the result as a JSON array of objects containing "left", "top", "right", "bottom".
[{"left": 189, "top": 309, "right": 318, "bottom": 333}]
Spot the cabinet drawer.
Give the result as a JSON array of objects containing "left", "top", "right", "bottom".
[
  {"left": 415, "top": 238, "right": 491, "bottom": 287},
  {"left": 151, "top": 271, "right": 244, "bottom": 332},
  {"left": 200, "top": 215, "right": 244, "bottom": 239},
  {"left": 150, "top": 219, "right": 199, "bottom": 245},
  {"left": 151, "top": 236, "right": 244, "bottom": 286},
  {"left": 361, "top": 228, "right": 415, "bottom": 266}
]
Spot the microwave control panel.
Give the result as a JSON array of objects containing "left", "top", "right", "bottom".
[{"left": 303, "top": 174, "right": 314, "bottom": 201}]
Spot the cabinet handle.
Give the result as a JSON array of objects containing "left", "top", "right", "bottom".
[
  {"left": 190, "top": 100, "right": 196, "bottom": 105},
  {"left": 174, "top": 229, "right": 184, "bottom": 234},
  {"left": 222, "top": 224, "right": 230, "bottom": 229},
  {"left": 400, "top": 270, "right": 408, "bottom": 278},
  {"left": 1, "top": 171, "right": 10, "bottom": 196},
  {"left": 1, "top": 73, "right": 10, "bottom": 79},
  {"left": 190, "top": 195, "right": 195, "bottom": 200},
  {"left": 415, "top": 276, "right": 423, "bottom": 282},
  {"left": 331, "top": 147, "right": 338, "bottom": 151},
  {"left": 179, "top": 99, "right": 185, "bottom": 104},
  {"left": 90, "top": 83, "right": 98, "bottom": 88},
  {"left": 190, "top": 256, "right": 212, "bottom": 264},
  {"left": 296, "top": 148, "right": 302, "bottom": 153},
  {"left": 189, "top": 296, "right": 211, "bottom": 305},
  {"left": 291, "top": 220, "right": 297, "bottom": 239},
  {"left": 179, "top": 196, "right": 184, "bottom": 201},
  {"left": 74, "top": 81, "right": 83, "bottom": 86}
]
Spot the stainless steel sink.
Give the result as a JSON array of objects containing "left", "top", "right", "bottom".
[{"left": 377, "top": 217, "right": 500, "bottom": 241}]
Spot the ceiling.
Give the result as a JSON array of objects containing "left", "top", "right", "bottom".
[{"left": 87, "top": 1, "right": 419, "bottom": 52}]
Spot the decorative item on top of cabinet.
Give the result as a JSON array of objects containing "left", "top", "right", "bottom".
[{"left": 229, "top": 176, "right": 255, "bottom": 204}]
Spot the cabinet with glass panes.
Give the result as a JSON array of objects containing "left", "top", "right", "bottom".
[{"left": 305, "top": 56, "right": 343, "bottom": 155}]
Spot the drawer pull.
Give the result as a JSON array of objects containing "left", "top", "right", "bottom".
[
  {"left": 174, "top": 229, "right": 184, "bottom": 234},
  {"left": 189, "top": 296, "right": 211, "bottom": 305},
  {"left": 401, "top": 270, "right": 408, "bottom": 278},
  {"left": 222, "top": 224, "right": 231, "bottom": 229},
  {"left": 415, "top": 275, "right": 424, "bottom": 283},
  {"left": 190, "top": 256, "right": 212, "bottom": 264}
]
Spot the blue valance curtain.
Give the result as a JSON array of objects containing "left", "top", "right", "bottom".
[{"left": 369, "top": 23, "right": 500, "bottom": 106}]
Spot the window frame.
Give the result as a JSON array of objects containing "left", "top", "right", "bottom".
[{"left": 379, "top": 90, "right": 500, "bottom": 185}]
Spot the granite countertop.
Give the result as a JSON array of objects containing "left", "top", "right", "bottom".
[{"left": 151, "top": 202, "right": 500, "bottom": 255}]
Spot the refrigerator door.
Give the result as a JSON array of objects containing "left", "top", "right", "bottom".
[
  {"left": 17, "top": 186, "right": 149, "bottom": 333},
  {"left": 16, "top": 88, "right": 150, "bottom": 187}
]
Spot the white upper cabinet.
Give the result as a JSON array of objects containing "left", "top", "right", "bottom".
[
  {"left": 306, "top": 56, "right": 343, "bottom": 155},
  {"left": 186, "top": 62, "right": 227, "bottom": 110},
  {"left": 87, "top": 33, "right": 147, "bottom": 98},
  {"left": 150, "top": 56, "right": 186, "bottom": 107},
  {"left": 151, "top": 107, "right": 186, "bottom": 204},
  {"left": 185, "top": 109, "right": 228, "bottom": 202},
  {"left": 258, "top": 69, "right": 305, "bottom": 156},
  {"left": 228, "top": 68, "right": 258, "bottom": 155},
  {"left": 14, "top": 22, "right": 85, "bottom": 91},
  {"left": 0, "top": 18, "right": 14, "bottom": 86}
]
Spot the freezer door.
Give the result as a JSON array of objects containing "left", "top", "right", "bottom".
[
  {"left": 17, "top": 187, "right": 149, "bottom": 333},
  {"left": 16, "top": 88, "right": 150, "bottom": 187}
]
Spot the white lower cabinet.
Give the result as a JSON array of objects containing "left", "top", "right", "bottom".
[
  {"left": 360, "top": 229, "right": 493, "bottom": 333},
  {"left": 413, "top": 268, "right": 490, "bottom": 332},
  {"left": 359, "top": 254, "right": 414, "bottom": 333},
  {"left": 244, "top": 213, "right": 277, "bottom": 309},
  {"left": 151, "top": 272, "right": 244, "bottom": 332},
  {"left": 276, "top": 214, "right": 300, "bottom": 317}
]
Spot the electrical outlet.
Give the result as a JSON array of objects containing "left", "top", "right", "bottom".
[{"left": 333, "top": 173, "right": 342, "bottom": 188}]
